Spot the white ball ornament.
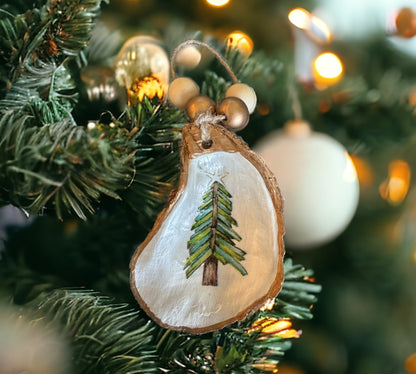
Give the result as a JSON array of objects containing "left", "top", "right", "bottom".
[
  {"left": 255, "top": 120, "right": 359, "bottom": 249},
  {"left": 225, "top": 83, "right": 257, "bottom": 114},
  {"left": 168, "top": 77, "right": 200, "bottom": 108}
]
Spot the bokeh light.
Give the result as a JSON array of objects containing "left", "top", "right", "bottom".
[
  {"left": 206, "top": 0, "right": 229, "bottom": 7},
  {"left": 313, "top": 52, "right": 343, "bottom": 87},
  {"left": 379, "top": 160, "right": 411, "bottom": 205},
  {"left": 226, "top": 31, "right": 254, "bottom": 56}
]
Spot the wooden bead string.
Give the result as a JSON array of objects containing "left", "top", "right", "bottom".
[
  {"left": 169, "top": 40, "right": 252, "bottom": 148},
  {"left": 170, "top": 40, "right": 238, "bottom": 83}
]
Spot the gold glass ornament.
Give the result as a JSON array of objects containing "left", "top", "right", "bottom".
[{"left": 115, "top": 36, "right": 169, "bottom": 104}]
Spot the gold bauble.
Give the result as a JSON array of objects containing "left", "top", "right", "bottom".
[
  {"left": 186, "top": 95, "right": 216, "bottom": 122},
  {"left": 115, "top": 36, "right": 169, "bottom": 103},
  {"left": 217, "top": 97, "right": 249, "bottom": 131}
]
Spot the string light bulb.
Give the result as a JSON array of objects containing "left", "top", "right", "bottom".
[
  {"left": 226, "top": 31, "right": 254, "bottom": 56},
  {"left": 115, "top": 36, "right": 169, "bottom": 105},
  {"left": 379, "top": 160, "right": 411, "bottom": 205},
  {"left": 249, "top": 317, "right": 300, "bottom": 339},
  {"left": 313, "top": 52, "right": 343, "bottom": 88},
  {"left": 288, "top": 7, "right": 332, "bottom": 84},
  {"left": 288, "top": 7, "right": 332, "bottom": 43},
  {"left": 288, "top": 8, "right": 310, "bottom": 30},
  {"left": 206, "top": 0, "right": 230, "bottom": 7}
]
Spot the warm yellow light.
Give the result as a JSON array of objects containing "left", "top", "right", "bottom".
[
  {"left": 379, "top": 160, "right": 411, "bottom": 205},
  {"left": 288, "top": 7, "right": 331, "bottom": 43},
  {"left": 128, "top": 75, "right": 165, "bottom": 105},
  {"left": 288, "top": 8, "right": 311, "bottom": 30},
  {"left": 313, "top": 52, "right": 343, "bottom": 87},
  {"left": 206, "top": 0, "right": 229, "bottom": 7},
  {"left": 226, "top": 31, "right": 254, "bottom": 56},
  {"left": 311, "top": 16, "right": 332, "bottom": 42},
  {"left": 252, "top": 363, "right": 279, "bottom": 372},
  {"left": 350, "top": 155, "right": 373, "bottom": 188},
  {"left": 249, "top": 317, "right": 300, "bottom": 339},
  {"left": 262, "top": 319, "right": 292, "bottom": 334},
  {"left": 314, "top": 52, "right": 343, "bottom": 78},
  {"left": 277, "top": 364, "right": 306, "bottom": 374},
  {"left": 405, "top": 352, "right": 416, "bottom": 374}
]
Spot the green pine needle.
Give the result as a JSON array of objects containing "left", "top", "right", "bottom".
[{"left": 26, "top": 290, "right": 159, "bottom": 374}]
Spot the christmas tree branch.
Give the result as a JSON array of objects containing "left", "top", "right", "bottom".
[
  {"left": 0, "top": 0, "right": 186, "bottom": 221},
  {"left": 27, "top": 290, "right": 159, "bottom": 374},
  {"left": 15, "top": 258, "right": 319, "bottom": 374},
  {"left": 0, "top": 115, "right": 135, "bottom": 219}
]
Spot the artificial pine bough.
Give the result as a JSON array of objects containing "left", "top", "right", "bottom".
[
  {"left": 23, "top": 259, "right": 320, "bottom": 374},
  {"left": 0, "top": 0, "right": 321, "bottom": 372}
]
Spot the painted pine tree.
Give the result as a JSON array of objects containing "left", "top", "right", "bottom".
[{"left": 184, "top": 180, "right": 247, "bottom": 286}]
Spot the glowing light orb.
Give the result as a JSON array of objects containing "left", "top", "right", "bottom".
[
  {"left": 226, "top": 31, "right": 254, "bottom": 56},
  {"left": 289, "top": 7, "right": 332, "bottom": 42},
  {"left": 288, "top": 8, "right": 311, "bottom": 30},
  {"left": 380, "top": 160, "right": 411, "bottom": 205},
  {"left": 206, "top": 0, "right": 229, "bottom": 7},
  {"left": 313, "top": 52, "right": 343, "bottom": 87}
]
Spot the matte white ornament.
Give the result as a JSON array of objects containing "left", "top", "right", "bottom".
[
  {"left": 168, "top": 77, "right": 200, "bottom": 108},
  {"left": 255, "top": 120, "right": 359, "bottom": 249},
  {"left": 130, "top": 123, "right": 285, "bottom": 333},
  {"left": 225, "top": 83, "right": 257, "bottom": 114}
]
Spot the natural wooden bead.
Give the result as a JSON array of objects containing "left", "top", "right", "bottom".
[
  {"left": 217, "top": 97, "right": 249, "bottom": 131},
  {"left": 168, "top": 77, "right": 200, "bottom": 108},
  {"left": 186, "top": 95, "right": 216, "bottom": 122},
  {"left": 225, "top": 83, "right": 257, "bottom": 114},
  {"left": 175, "top": 45, "right": 202, "bottom": 70}
]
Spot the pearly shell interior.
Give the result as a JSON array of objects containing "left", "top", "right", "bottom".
[{"left": 130, "top": 123, "right": 285, "bottom": 334}]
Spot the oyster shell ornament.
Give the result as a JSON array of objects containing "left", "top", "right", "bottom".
[{"left": 130, "top": 41, "right": 285, "bottom": 334}]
